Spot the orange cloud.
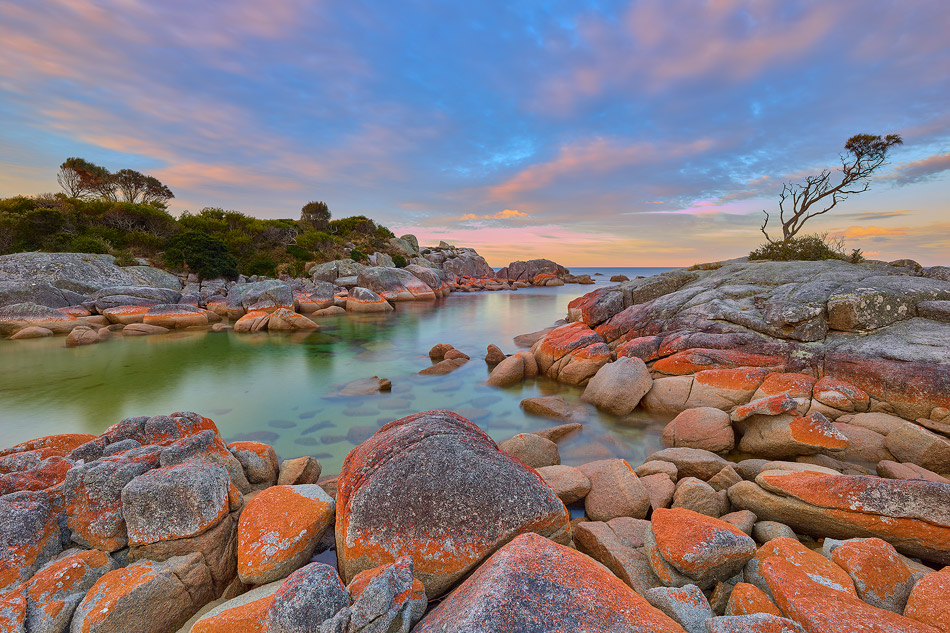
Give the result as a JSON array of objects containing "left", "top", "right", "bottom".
[
  {"left": 459, "top": 209, "right": 528, "bottom": 221},
  {"left": 842, "top": 226, "right": 907, "bottom": 238}
]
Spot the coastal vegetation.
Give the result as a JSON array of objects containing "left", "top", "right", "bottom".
[{"left": 0, "top": 160, "right": 402, "bottom": 277}]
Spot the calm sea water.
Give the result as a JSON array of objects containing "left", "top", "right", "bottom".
[{"left": 0, "top": 267, "right": 674, "bottom": 474}]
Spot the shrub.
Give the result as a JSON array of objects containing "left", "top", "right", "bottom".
[
  {"left": 348, "top": 248, "right": 367, "bottom": 262},
  {"left": 112, "top": 251, "right": 138, "bottom": 266},
  {"left": 330, "top": 215, "right": 376, "bottom": 236},
  {"left": 164, "top": 231, "right": 239, "bottom": 280},
  {"left": 70, "top": 235, "right": 112, "bottom": 254},
  {"left": 244, "top": 254, "right": 277, "bottom": 277},
  {"left": 296, "top": 230, "right": 333, "bottom": 251},
  {"left": 749, "top": 233, "right": 863, "bottom": 264},
  {"left": 392, "top": 254, "right": 408, "bottom": 268},
  {"left": 285, "top": 244, "right": 312, "bottom": 261}
]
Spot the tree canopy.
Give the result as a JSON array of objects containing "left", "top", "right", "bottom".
[
  {"left": 57, "top": 158, "right": 174, "bottom": 206},
  {"left": 163, "top": 231, "right": 239, "bottom": 281},
  {"left": 300, "top": 200, "right": 331, "bottom": 230}
]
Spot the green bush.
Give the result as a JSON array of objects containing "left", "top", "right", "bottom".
[
  {"left": 348, "top": 248, "right": 367, "bottom": 262},
  {"left": 749, "top": 233, "right": 863, "bottom": 263},
  {"left": 285, "top": 244, "right": 312, "bottom": 261},
  {"left": 164, "top": 231, "right": 239, "bottom": 280},
  {"left": 112, "top": 251, "right": 138, "bottom": 266},
  {"left": 70, "top": 235, "right": 112, "bottom": 254},
  {"left": 392, "top": 254, "right": 408, "bottom": 268},
  {"left": 244, "top": 254, "right": 277, "bottom": 277}
]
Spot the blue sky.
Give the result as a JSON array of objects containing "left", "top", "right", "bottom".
[{"left": 1, "top": 0, "right": 948, "bottom": 265}]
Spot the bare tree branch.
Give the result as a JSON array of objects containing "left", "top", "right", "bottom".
[{"left": 761, "top": 134, "right": 903, "bottom": 241}]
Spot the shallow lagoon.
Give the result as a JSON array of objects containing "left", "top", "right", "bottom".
[{"left": 0, "top": 267, "right": 674, "bottom": 474}]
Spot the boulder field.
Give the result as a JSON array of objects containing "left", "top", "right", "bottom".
[
  {"left": 2, "top": 408, "right": 950, "bottom": 633},
  {"left": 0, "top": 251, "right": 589, "bottom": 343}
]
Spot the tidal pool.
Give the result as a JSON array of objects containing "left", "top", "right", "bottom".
[{"left": 0, "top": 267, "right": 674, "bottom": 474}]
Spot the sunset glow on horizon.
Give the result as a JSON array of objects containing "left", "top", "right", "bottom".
[{"left": 1, "top": 0, "right": 948, "bottom": 266}]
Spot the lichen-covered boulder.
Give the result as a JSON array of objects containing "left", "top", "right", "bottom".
[
  {"left": 141, "top": 303, "right": 208, "bottom": 329},
  {"left": 70, "top": 553, "right": 215, "bottom": 633},
  {"left": 345, "top": 287, "right": 393, "bottom": 313},
  {"left": 645, "top": 508, "right": 756, "bottom": 590},
  {"left": 265, "top": 563, "right": 349, "bottom": 633},
  {"left": 532, "top": 322, "right": 610, "bottom": 386},
  {"left": 335, "top": 410, "right": 570, "bottom": 598},
  {"left": 728, "top": 471, "right": 950, "bottom": 565},
  {"left": 580, "top": 459, "right": 650, "bottom": 522},
  {"left": 64, "top": 450, "right": 161, "bottom": 551},
  {"left": 737, "top": 413, "right": 849, "bottom": 459},
  {"left": 228, "top": 441, "right": 279, "bottom": 486},
  {"left": 0, "top": 303, "right": 79, "bottom": 336},
  {"left": 903, "top": 569, "right": 950, "bottom": 633},
  {"left": 265, "top": 308, "right": 319, "bottom": 331},
  {"left": 759, "top": 556, "right": 935, "bottom": 633},
  {"left": 725, "top": 583, "right": 782, "bottom": 618},
  {"left": 0, "top": 491, "right": 64, "bottom": 593},
  {"left": 295, "top": 281, "right": 336, "bottom": 313},
  {"left": 661, "top": 408, "right": 734, "bottom": 454},
  {"left": 238, "top": 485, "right": 335, "bottom": 585},
  {"left": 22, "top": 549, "right": 117, "bottom": 633},
  {"left": 828, "top": 537, "right": 919, "bottom": 613},
  {"left": 643, "top": 585, "right": 713, "bottom": 633},
  {"left": 190, "top": 580, "right": 282, "bottom": 633},
  {"left": 226, "top": 280, "right": 294, "bottom": 318},
  {"left": 746, "top": 537, "right": 856, "bottom": 598},
  {"left": 706, "top": 614, "right": 806, "bottom": 633},
  {"left": 121, "top": 460, "right": 231, "bottom": 546},
  {"left": 320, "top": 557, "right": 427, "bottom": 633},
  {"left": 413, "top": 532, "right": 686, "bottom": 633},
  {"left": 356, "top": 267, "right": 436, "bottom": 302}
]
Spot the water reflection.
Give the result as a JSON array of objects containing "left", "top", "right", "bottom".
[{"left": 0, "top": 267, "right": 673, "bottom": 474}]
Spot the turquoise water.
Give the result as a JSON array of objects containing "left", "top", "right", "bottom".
[{"left": 0, "top": 267, "right": 674, "bottom": 474}]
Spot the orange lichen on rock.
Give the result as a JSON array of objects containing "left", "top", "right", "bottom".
[
  {"left": 761, "top": 556, "right": 938, "bottom": 633},
  {"left": 0, "top": 456, "right": 73, "bottom": 495},
  {"left": 757, "top": 472, "right": 950, "bottom": 524},
  {"left": 756, "top": 537, "right": 856, "bottom": 596},
  {"left": 413, "top": 533, "right": 686, "bottom": 633},
  {"left": 693, "top": 367, "right": 772, "bottom": 392},
  {"left": 191, "top": 595, "right": 274, "bottom": 633},
  {"left": 788, "top": 415, "right": 850, "bottom": 449},
  {"left": 348, "top": 557, "right": 426, "bottom": 604},
  {"left": 25, "top": 549, "right": 114, "bottom": 625},
  {"left": 0, "top": 434, "right": 96, "bottom": 459},
  {"left": 727, "top": 582, "right": 783, "bottom": 617},
  {"left": 904, "top": 569, "right": 950, "bottom": 633},
  {"left": 651, "top": 508, "right": 756, "bottom": 579},
  {"left": 830, "top": 538, "right": 917, "bottom": 612},
  {"left": 813, "top": 376, "right": 869, "bottom": 412},
  {"left": 756, "top": 372, "right": 817, "bottom": 399},
  {"left": 237, "top": 484, "right": 334, "bottom": 584},
  {"left": 653, "top": 349, "right": 785, "bottom": 376},
  {"left": 74, "top": 564, "right": 157, "bottom": 632},
  {"left": 336, "top": 410, "right": 570, "bottom": 598}
]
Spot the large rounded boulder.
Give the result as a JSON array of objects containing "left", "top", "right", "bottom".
[
  {"left": 413, "top": 532, "right": 686, "bottom": 633},
  {"left": 335, "top": 410, "right": 571, "bottom": 598}
]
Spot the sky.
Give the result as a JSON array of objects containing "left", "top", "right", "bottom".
[{"left": 1, "top": 0, "right": 948, "bottom": 267}]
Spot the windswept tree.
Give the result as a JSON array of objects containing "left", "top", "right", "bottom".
[
  {"left": 761, "top": 133, "right": 903, "bottom": 243},
  {"left": 57, "top": 157, "right": 115, "bottom": 199},
  {"left": 114, "top": 169, "right": 174, "bottom": 205},
  {"left": 142, "top": 175, "right": 174, "bottom": 206},
  {"left": 300, "top": 200, "right": 331, "bottom": 230}
]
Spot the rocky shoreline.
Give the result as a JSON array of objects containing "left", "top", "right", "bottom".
[
  {"left": 1, "top": 255, "right": 949, "bottom": 633},
  {"left": 0, "top": 246, "right": 590, "bottom": 344}
]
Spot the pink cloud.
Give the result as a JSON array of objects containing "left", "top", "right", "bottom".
[
  {"left": 489, "top": 137, "right": 715, "bottom": 200},
  {"left": 535, "top": 0, "right": 841, "bottom": 113}
]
